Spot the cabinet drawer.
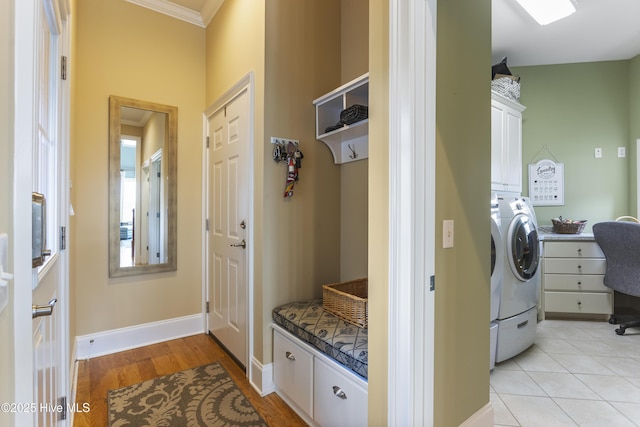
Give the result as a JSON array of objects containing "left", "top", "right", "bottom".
[
  {"left": 544, "top": 291, "right": 613, "bottom": 314},
  {"left": 544, "top": 274, "right": 608, "bottom": 292},
  {"left": 314, "top": 357, "right": 368, "bottom": 427},
  {"left": 543, "top": 241, "right": 604, "bottom": 258},
  {"left": 273, "top": 330, "right": 314, "bottom": 416},
  {"left": 544, "top": 258, "right": 606, "bottom": 275}
]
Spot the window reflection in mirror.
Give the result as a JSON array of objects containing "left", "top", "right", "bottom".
[{"left": 109, "top": 96, "right": 177, "bottom": 277}]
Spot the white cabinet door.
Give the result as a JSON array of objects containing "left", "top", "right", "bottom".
[
  {"left": 491, "top": 103, "right": 506, "bottom": 191},
  {"left": 491, "top": 92, "right": 525, "bottom": 194},
  {"left": 273, "top": 330, "right": 314, "bottom": 417},
  {"left": 313, "top": 357, "right": 368, "bottom": 427},
  {"left": 503, "top": 109, "right": 523, "bottom": 192}
]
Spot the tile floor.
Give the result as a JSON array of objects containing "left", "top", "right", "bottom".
[{"left": 491, "top": 319, "right": 640, "bottom": 426}]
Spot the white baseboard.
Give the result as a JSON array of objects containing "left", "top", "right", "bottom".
[
  {"left": 75, "top": 314, "right": 204, "bottom": 359},
  {"left": 250, "top": 358, "right": 274, "bottom": 396},
  {"left": 459, "top": 402, "right": 494, "bottom": 427}
]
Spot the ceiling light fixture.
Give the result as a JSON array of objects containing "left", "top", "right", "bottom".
[{"left": 515, "top": 0, "right": 576, "bottom": 25}]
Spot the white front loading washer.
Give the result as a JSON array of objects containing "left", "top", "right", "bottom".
[
  {"left": 495, "top": 195, "right": 541, "bottom": 363},
  {"left": 490, "top": 194, "right": 503, "bottom": 323},
  {"left": 490, "top": 194, "right": 503, "bottom": 370}
]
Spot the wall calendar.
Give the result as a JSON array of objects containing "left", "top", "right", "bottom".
[{"left": 528, "top": 158, "right": 564, "bottom": 206}]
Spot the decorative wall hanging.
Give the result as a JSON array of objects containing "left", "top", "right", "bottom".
[
  {"left": 528, "top": 145, "right": 564, "bottom": 206},
  {"left": 271, "top": 137, "right": 303, "bottom": 198}
]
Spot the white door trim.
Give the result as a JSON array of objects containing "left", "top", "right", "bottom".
[
  {"left": 13, "top": 0, "right": 37, "bottom": 425},
  {"left": 388, "top": 0, "right": 436, "bottom": 425},
  {"left": 202, "top": 72, "right": 255, "bottom": 379}
]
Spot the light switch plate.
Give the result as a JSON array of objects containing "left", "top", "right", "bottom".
[{"left": 443, "top": 220, "right": 454, "bottom": 248}]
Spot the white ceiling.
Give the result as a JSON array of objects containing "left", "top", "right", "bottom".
[
  {"left": 135, "top": 0, "right": 640, "bottom": 68},
  {"left": 492, "top": 0, "right": 640, "bottom": 67}
]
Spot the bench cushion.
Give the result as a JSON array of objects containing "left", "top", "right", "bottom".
[{"left": 272, "top": 300, "right": 368, "bottom": 380}]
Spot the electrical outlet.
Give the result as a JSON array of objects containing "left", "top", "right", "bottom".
[
  {"left": 443, "top": 220, "right": 454, "bottom": 248},
  {"left": 618, "top": 147, "right": 626, "bottom": 158},
  {"left": 594, "top": 148, "right": 602, "bottom": 158}
]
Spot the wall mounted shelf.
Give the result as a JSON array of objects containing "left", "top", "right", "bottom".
[{"left": 313, "top": 73, "right": 369, "bottom": 164}]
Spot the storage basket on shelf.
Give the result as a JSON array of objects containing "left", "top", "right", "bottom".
[
  {"left": 491, "top": 75, "right": 520, "bottom": 102},
  {"left": 551, "top": 217, "right": 587, "bottom": 234},
  {"left": 322, "top": 278, "right": 368, "bottom": 328}
]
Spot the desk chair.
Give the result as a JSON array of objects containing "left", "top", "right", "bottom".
[{"left": 593, "top": 221, "right": 640, "bottom": 335}]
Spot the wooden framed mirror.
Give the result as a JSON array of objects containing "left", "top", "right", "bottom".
[{"left": 109, "top": 96, "right": 177, "bottom": 277}]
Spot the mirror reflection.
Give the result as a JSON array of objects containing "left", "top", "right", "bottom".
[{"left": 109, "top": 96, "right": 177, "bottom": 277}]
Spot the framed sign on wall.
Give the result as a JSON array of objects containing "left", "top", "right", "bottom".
[{"left": 528, "top": 158, "right": 564, "bottom": 206}]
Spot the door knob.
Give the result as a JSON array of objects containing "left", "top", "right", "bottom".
[
  {"left": 32, "top": 298, "right": 57, "bottom": 319},
  {"left": 230, "top": 239, "right": 246, "bottom": 249}
]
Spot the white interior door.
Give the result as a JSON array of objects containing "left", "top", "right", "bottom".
[
  {"left": 207, "top": 87, "right": 250, "bottom": 368},
  {"left": 12, "top": 0, "right": 70, "bottom": 425}
]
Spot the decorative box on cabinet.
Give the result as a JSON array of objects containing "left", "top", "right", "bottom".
[
  {"left": 491, "top": 91, "right": 525, "bottom": 194},
  {"left": 313, "top": 73, "right": 368, "bottom": 164},
  {"left": 272, "top": 326, "right": 368, "bottom": 427},
  {"left": 543, "top": 240, "right": 613, "bottom": 317}
]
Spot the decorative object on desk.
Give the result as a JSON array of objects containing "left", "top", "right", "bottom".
[
  {"left": 107, "top": 362, "right": 267, "bottom": 427},
  {"left": 528, "top": 145, "right": 565, "bottom": 206},
  {"left": 322, "top": 278, "right": 368, "bottom": 328},
  {"left": 551, "top": 217, "right": 587, "bottom": 234}
]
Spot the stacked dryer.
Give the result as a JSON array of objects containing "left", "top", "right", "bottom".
[{"left": 490, "top": 194, "right": 541, "bottom": 368}]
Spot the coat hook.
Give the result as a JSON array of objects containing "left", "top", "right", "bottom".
[{"left": 348, "top": 144, "right": 358, "bottom": 160}]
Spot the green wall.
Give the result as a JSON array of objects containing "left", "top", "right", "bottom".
[
  {"left": 630, "top": 55, "right": 640, "bottom": 215},
  {"left": 514, "top": 61, "right": 631, "bottom": 230},
  {"left": 435, "top": 0, "right": 492, "bottom": 424}
]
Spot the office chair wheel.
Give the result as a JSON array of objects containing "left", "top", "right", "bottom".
[
  {"left": 609, "top": 315, "right": 618, "bottom": 325},
  {"left": 615, "top": 327, "right": 626, "bottom": 335}
]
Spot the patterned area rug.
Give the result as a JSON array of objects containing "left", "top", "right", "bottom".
[{"left": 108, "top": 362, "right": 267, "bottom": 427}]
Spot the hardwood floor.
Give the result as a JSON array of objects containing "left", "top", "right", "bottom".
[{"left": 73, "top": 333, "right": 307, "bottom": 426}]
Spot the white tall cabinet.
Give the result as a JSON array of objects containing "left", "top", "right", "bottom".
[{"left": 491, "top": 92, "right": 526, "bottom": 194}]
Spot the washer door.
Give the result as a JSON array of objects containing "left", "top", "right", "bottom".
[
  {"left": 491, "top": 234, "right": 496, "bottom": 276},
  {"left": 490, "top": 216, "right": 502, "bottom": 280},
  {"left": 508, "top": 214, "right": 540, "bottom": 281}
]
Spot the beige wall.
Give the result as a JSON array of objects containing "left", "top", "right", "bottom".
[
  {"left": 141, "top": 113, "right": 165, "bottom": 162},
  {"left": 205, "top": 0, "right": 269, "bottom": 362},
  {"left": 340, "top": 0, "right": 369, "bottom": 281},
  {"left": 435, "top": 0, "right": 492, "bottom": 425},
  {"left": 204, "top": 0, "right": 369, "bottom": 369},
  {"left": 367, "top": 0, "right": 390, "bottom": 422},
  {"left": 73, "top": 0, "right": 206, "bottom": 335},
  {"left": 0, "top": 0, "right": 15, "bottom": 420}
]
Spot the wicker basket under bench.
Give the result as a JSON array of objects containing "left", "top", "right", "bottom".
[{"left": 322, "top": 278, "right": 368, "bottom": 328}]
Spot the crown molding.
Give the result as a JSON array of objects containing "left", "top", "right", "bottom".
[{"left": 126, "top": 0, "right": 207, "bottom": 27}]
